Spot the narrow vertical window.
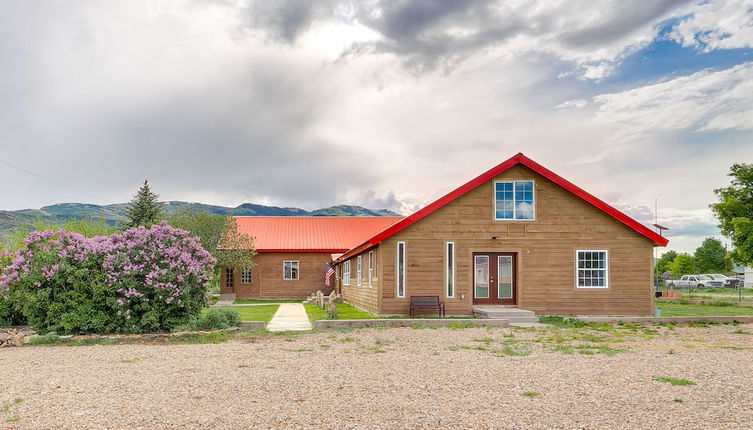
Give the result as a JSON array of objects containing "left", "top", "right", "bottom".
[
  {"left": 357, "top": 255, "right": 362, "bottom": 286},
  {"left": 343, "top": 261, "right": 351, "bottom": 286},
  {"left": 576, "top": 250, "right": 608, "bottom": 288},
  {"left": 225, "top": 268, "right": 234, "bottom": 289},
  {"left": 446, "top": 242, "right": 455, "bottom": 298},
  {"left": 241, "top": 268, "right": 252, "bottom": 284},
  {"left": 368, "top": 251, "right": 374, "bottom": 287},
  {"left": 396, "top": 242, "right": 406, "bottom": 298},
  {"left": 283, "top": 261, "right": 299, "bottom": 280}
]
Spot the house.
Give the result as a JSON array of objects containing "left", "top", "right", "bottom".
[
  {"left": 746, "top": 267, "right": 753, "bottom": 289},
  {"left": 220, "top": 217, "right": 402, "bottom": 299},
  {"left": 331, "top": 153, "right": 669, "bottom": 316}
]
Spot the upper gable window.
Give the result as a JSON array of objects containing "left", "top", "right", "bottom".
[{"left": 494, "top": 180, "right": 535, "bottom": 220}]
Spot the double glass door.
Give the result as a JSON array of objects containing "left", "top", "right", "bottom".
[{"left": 473, "top": 252, "right": 516, "bottom": 305}]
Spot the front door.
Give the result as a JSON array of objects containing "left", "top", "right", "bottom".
[{"left": 473, "top": 252, "right": 516, "bottom": 305}]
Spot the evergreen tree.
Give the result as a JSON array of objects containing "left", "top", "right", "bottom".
[{"left": 125, "top": 180, "right": 164, "bottom": 228}]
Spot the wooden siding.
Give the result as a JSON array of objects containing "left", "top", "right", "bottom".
[
  {"left": 338, "top": 248, "right": 381, "bottom": 313},
  {"left": 374, "top": 165, "right": 655, "bottom": 316},
  {"left": 221, "top": 252, "right": 333, "bottom": 299}
]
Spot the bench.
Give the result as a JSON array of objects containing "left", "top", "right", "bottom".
[{"left": 410, "top": 295, "right": 445, "bottom": 318}]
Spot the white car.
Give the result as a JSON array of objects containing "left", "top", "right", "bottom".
[
  {"left": 665, "top": 275, "right": 724, "bottom": 289},
  {"left": 703, "top": 274, "right": 740, "bottom": 288}
]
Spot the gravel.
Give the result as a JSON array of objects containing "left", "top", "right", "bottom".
[{"left": 2, "top": 324, "right": 753, "bottom": 429}]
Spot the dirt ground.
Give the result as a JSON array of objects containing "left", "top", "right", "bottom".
[{"left": 2, "top": 322, "right": 753, "bottom": 429}]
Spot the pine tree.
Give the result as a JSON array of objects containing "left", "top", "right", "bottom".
[{"left": 125, "top": 180, "right": 164, "bottom": 228}]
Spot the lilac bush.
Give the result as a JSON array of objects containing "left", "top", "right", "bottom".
[{"left": 0, "top": 223, "right": 215, "bottom": 334}]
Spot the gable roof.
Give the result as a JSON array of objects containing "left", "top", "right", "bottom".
[
  {"left": 337, "top": 153, "right": 668, "bottom": 261},
  {"left": 234, "top": 216, "right": 404, "bottom": 252}
]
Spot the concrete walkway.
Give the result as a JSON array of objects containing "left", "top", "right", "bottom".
[{"left": 266, "top": 303, "right": 312, "bottom": 332}]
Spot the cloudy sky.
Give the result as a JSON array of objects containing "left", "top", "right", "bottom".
[{"left": 1, "top": 0, "right": 752, "bottom": 254}]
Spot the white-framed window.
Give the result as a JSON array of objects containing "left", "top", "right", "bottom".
[
  {"left": 225, "top": 268, "right": 234, "bottom": 289},
  {"left": 396, "top": 241, "right": 406, "bottom": 298},
  {"left": 343, "top": 260, "right": 351, "bottom": 286},
  {"left": 494, "top": 180, "right": 535, "bottom": 220},
  {"left": 576, "top": 250, "right": 608, "bottom": 288},
  {"left": 241, "top": 268, "right": 252, "bottom": 284},
  {"left": 446, "top": 242, "right": 455, "bottom": 298},
  {"left": 357, "top": 255, "right": 362, "bottom": 286},
  {"left": 368, "top": 251, "right": 374, "bottom": 287},
  {"left": 283, "top": 261, "right": 299, "bottom": 280}
]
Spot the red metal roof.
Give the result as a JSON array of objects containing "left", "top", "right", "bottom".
[
  {"left": 337, "top": 153, "right": 668, "bottom": 261},
  {"left": 234, "top": 216, "right": 404, "bottom": 252}
]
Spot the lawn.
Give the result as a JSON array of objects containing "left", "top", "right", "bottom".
[
  {"left": 234, "top": 299, "right": 303, "bottom": 304},
  {"left": 209, "top": 305, "right": 280, "bottom": 322},
  {"left": 655, "top": 302, "right": 753, "bottom": 317},
  {"left": 304, "top": 303, "right": 377, "bottom": 321}
]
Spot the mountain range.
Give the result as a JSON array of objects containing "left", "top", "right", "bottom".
[{"left": 0, "top": 201, "right": 402, "bottom": 239}]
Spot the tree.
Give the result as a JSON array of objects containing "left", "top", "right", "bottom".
[
  {"left": 655, "top": 250, "right": 677, "bottom": 276},
  {"left": 168, "top": 208, "right": 256, "bottom": 272},
  {"left": 712, "top": 163, "right": 753, "bottom": 266},
  {"left": 669, "top": 253, "right": 695, "bottom": 276},
  {"left": 125, "top": 180, "right": 164, "bottom": 228},
  {"left": 693, "top": 238, "right": 726, "bottom": 273}
]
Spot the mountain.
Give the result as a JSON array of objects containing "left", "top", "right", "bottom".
[{"left": 0, "top": 201, "right": 402, "bottom": 240}]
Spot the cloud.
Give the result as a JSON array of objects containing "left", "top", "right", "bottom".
[
  {"left": 241, "top": 0, "right": 693, "bottom": 78},
  {"left": 590, "top": 61, "right": 753, "bottom": 134},
  {"left": 670, "top": 0, "right": 753, "bottom": 51}
]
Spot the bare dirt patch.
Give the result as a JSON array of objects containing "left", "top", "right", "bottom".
[{"left": 2, "top": 323, "right": 753, "bottom": 429}]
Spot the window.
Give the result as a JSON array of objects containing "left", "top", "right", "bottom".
[
  {"left": 283, "top": 261, "right": 299, "bottom": 280},
  {"left": 343, "top": 260, "right": 351, "bottom": 286},
  {"left": 396, "top": 242, "right": 406, "bottom": 298},
  {"left": 446, "top": 242, "right": 455, "bottom": 298},
  {"left": 368, "top": 251, "right": 374, "bottom": 287},
  {"left": 241, "top": 268, "right": 252, "bottom": 284},
  {"left": 357, "top": 255, "right": 362, "bottom": 286},
  {"left": 225, "top": 268, "right": 234, "bottom": 289},
  {"left": 576, "top": 250, "right": 608, "bottom": 288},
  {"left": 494, "top": 180, "right": 535, "bottom": 220}
]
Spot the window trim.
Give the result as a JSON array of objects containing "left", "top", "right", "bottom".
[
  {"left": 343, "top": 260, "right": 351, "bottom": 286},
  {"left": 241, "top": 267, "right": 252, "bottom": 284},
  {"left": 396, "top": 241, "right": 406, "bottom": 298},
  {"left": 368, "top": 251, "right": 374, "bottom": 287},
  {"left": 283, "top": 260, "right": 300, "bottom": 281},
  {"left": 575, "top": 249, "right": 609, "bottom": 289},
  {"left": 357, "top": 255, "right": 362, "bottom": 287},
  {"left": 493, "top": 180, "right": 536, "bottom": 221},
  {"left": 446, "top": 242, "right": 455, "bottom": 298}
]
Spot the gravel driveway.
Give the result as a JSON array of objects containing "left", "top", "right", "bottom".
[{"left": 2, "top": 323, "right": 753, "bottom": 429}]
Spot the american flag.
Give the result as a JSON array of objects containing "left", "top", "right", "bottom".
[{"left": 324, "top": 264, "right": 335, "bottom": 287}]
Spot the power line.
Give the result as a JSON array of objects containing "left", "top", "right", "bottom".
[{"left": 0, "top": 158, "right": 114, "bottom": 204}]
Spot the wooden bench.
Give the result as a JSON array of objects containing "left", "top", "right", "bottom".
[{"left": 410, "top": 295, "right": 445, "bottom": 318}]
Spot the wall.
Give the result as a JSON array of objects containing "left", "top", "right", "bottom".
[
  {"left": 374, "top": 165, "right": 656, "bottom": 316},
  {"left": 221, "top": 252, "right": 334, "bottom": 299}
]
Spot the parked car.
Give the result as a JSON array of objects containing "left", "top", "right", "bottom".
[
  {"left": 665, "top": 275, "right": 724, "bottom": 289},
  {"left": 703, "top": 274, "right": 740, "bottom": 288}
]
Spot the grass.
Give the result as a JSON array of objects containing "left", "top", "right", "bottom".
[
  {"left": 652, "top": 376, "right": 696, "bottom": 386},
  {"left": 655, "top": 302, "right": 753, "bottom": 317},
  {"left": 304, "top": 303, "right": 377, "bottom": 321},
  {"left": 209, "top": 305, "right": 279, "bottom": 322},
  {"left": 2, "top": 398, "right": 23, "bottom": 414},
  {"left": 521, "top": 391, "right": 540, "bottom": 397},
  {"left": 233, "top": 299, "right": 302, "bottom": 304}
]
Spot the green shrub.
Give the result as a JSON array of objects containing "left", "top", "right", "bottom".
[
  {"left": 1, "top": 224, "right": 215, "bottom": 334},
  {"left": 190, "top": 307, "right": 241, "bottom": 330}
]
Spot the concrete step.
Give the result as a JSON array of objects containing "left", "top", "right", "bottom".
[{"left": 473, "top": 307, "right": 538, "bottom": 324}]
